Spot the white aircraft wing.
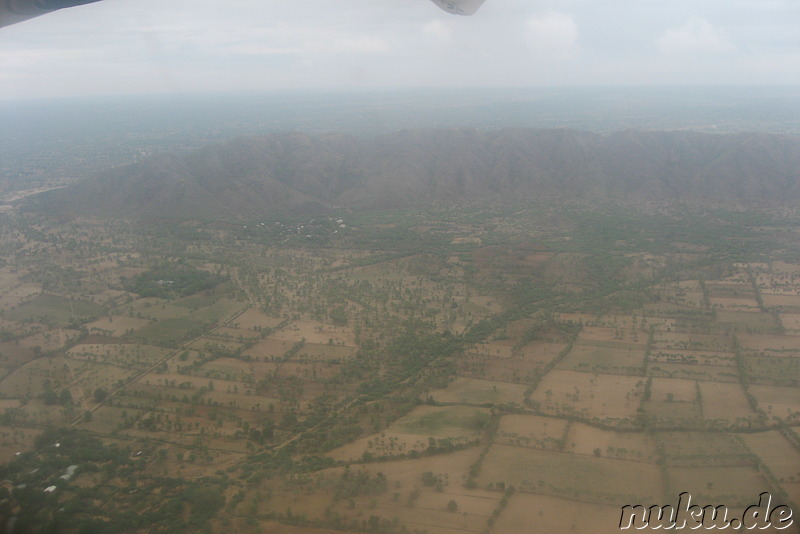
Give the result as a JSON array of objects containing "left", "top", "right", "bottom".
[
  {"left": 429, "top": 0, "right": 487, "bottom": 16},
  {"left": 1, "top": 0, "right": 487, "bottom": 30},
  {"left": 0, "top": 0, "right": 101, "bottom": 28}
]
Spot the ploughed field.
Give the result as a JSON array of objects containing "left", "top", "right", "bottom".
[{"left": 0, "top": 206, "right": 798, "bottom": 533}]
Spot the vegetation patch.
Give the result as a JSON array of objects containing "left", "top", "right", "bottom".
[
  {"left": 6, "top": 294, "right": 103, "bottom": 328},
  {"left": 123, "top": 264, "right": 227, "bottom": 299}
]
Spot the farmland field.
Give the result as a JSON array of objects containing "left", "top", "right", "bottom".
[
  {"left": 477, "top": 445, "right": 663, "bottom": 504},
  {"left": 430, "top": 377, "right": 528, "bottom": 406},
  {"left": 0, "top": 205, "right": 797, "bottom": 533}
]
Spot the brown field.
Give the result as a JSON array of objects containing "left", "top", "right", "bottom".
[
  {"left": 650, "top": 377, "right": 698, "bottom": 402},
  {"left": 275, "top": 361, "right": 339, "bottom": 381},
  {"left": 272, "top": 319, "right": 356, "bottom": 345},
  {"left": 227, "top": 308, "right": 284, "bottom": 330},
  {"left": 0, "top": 399, "right": 21, "bottom": 411},
  {"left": 17, "top": 328, "right": 82, "bottom": 352},
  {"left": 771, "top": 261, "right": 800, "bottom": 274},
  {"left": 4, "top": 211, "right": 800, "bottom": 534},
  {"left": 470, "top": 343, "right": 515, "bottom": 359},
  {"left": 332, "top": 446, "right": 482, "bottom": 492},
  {"left": 0, "top": 341, "right": 37, "bottom": 369},
  {"left": 740, "top": 430, "right": 800, "bottom": 483},
  {"left": 678, "top": 291, "right": 708, "bottom": 308},
  {"left": 242, "top": 337, "right": 296, "bottom": 360},
  {"left": 327, "top": 432, "right": 432, "bottom": 462},
  {"left": 477, "top": 445, "right": 663, "bottom": 504},
  {"left": 657, "top": 431, "right": 750, "bottom": 462},
  {"left": 700, "top": 382, "right": 760, "bottom": 423},
  {"left": 491, "top": 493, "right": 627, "bottom": 534},
  {"left": 0, "top": 356, "right": 72, "bottom": 397},
  {"left": 366, "top": 495, "right": 496, "bottom": 534},
  {"left": 652, "top": 332, "right": 732, "bottom": 352},
  {"left": 430, "top": 377, "right": 528, "bottom": 406},
  {"left": 642, "top": 401, "right": 703, "bottom": 428},
  {"left": 748, "top": 385, "right": 800, "bottom": 421},
  {"left": 762, "top": 293, "right": 800, "bottom": 308},
  {"left": 451, "top": 236, "right": 482, "bottom": 245},
  {"left": 577, "top": 326, "right": 647, "bottom": 345},
  {"left": 779, "top": 313, "right": 800, "bottom": 331},
  {"left": 556, "top": 342, "right": 646, "bottom": 375},
  {"left": 564, "top": 423, "right": 659, "bottom": 462},
  {"left": 8, "top": 399, "right": 71, "bottom": 426},
  {"left": 642, "top": 302, "right": 699, "bottom": 317},
  {"left": 206, "top": 326, "right": 261, "bottom": 342},
  {"left": 69, "top": 363, "right": 138, "bottom": 402},
  {"left": 743, "top": 354, "right": 799, "bottom": 386},
  {"left": 715, "top": 311, "right": 780, "bottom": 331},
  {"left": 515, "top": 341, "right": 568, "bottom": 365},
  {"left": 0, "top": 283, "right": 41, "bottom": 311},
  {"left": 474, "top": 356, "right": 547, "bottom": 383},
  {"left": 78, "top": 405, "right": 146, "bottom": 433},
  {"left": 495, "top": 414, "right": 569, "bottom": 450},
  {"left": 198, "top": 357, "right": 256, "bottom": 381},
  {"left": 325, "top": 447, "right": 488, "bottom": 525},
  {"left": 530, "top": 370, "right": 644, "bottom": 422},
  {"left": 665, "top": 466, "right": 771, "bottom": 507},
  {"left": 329, "top": 405, "right": 489, "bottom": 461},
  {"left": 362, "top": 443, "right": 487, "bottom": 482},
  {"left": 0, "top": 318, "right": 24, "bottom": 335},
  {"left": 737, "top": 333, "right": 800, "bottom": 352},
  {"left": 84, "top": 316, "right": 152, "bottom": 337},
  {"left": 187, "top": 298, "right": 244, "bottom": 322}
]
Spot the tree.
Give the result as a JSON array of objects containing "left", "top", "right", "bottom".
[
  {"left": 447, "top": 500, "right": 458, "bottom": 512},
  {"left": 93, "top": 388, "right": 108, "bottom": 403},
  {"left": 42, "top": 388, "right": 58, "bottom": 406},
  {"left": 59, "top": 389, "right": 73, "bottom": 407}
]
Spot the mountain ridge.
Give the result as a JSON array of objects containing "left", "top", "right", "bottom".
[{"left": 31, "top": 128, "right": 800, "bottom": 220}]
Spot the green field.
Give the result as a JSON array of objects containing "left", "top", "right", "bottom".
[{"left": 6, "top": 294, "right": 103, "bottom": 327}]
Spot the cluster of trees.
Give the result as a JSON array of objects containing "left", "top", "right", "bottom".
[{"left": 123, "top": 263, "right": 226, "bottom": 298}]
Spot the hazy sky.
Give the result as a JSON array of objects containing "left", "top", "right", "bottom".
[{"left": 1, "top": 0, "right": 799, "bottom": 99}]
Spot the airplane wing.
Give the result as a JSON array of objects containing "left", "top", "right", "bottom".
[
  {"left": 1, "top": 0, "right": 486, "bottom": 30},
  {"left": 429, "top": 0, "right": 486, "bottom": 16},
  {"left": 0, "top": 0, "right": 102, "bottom": 28}
]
